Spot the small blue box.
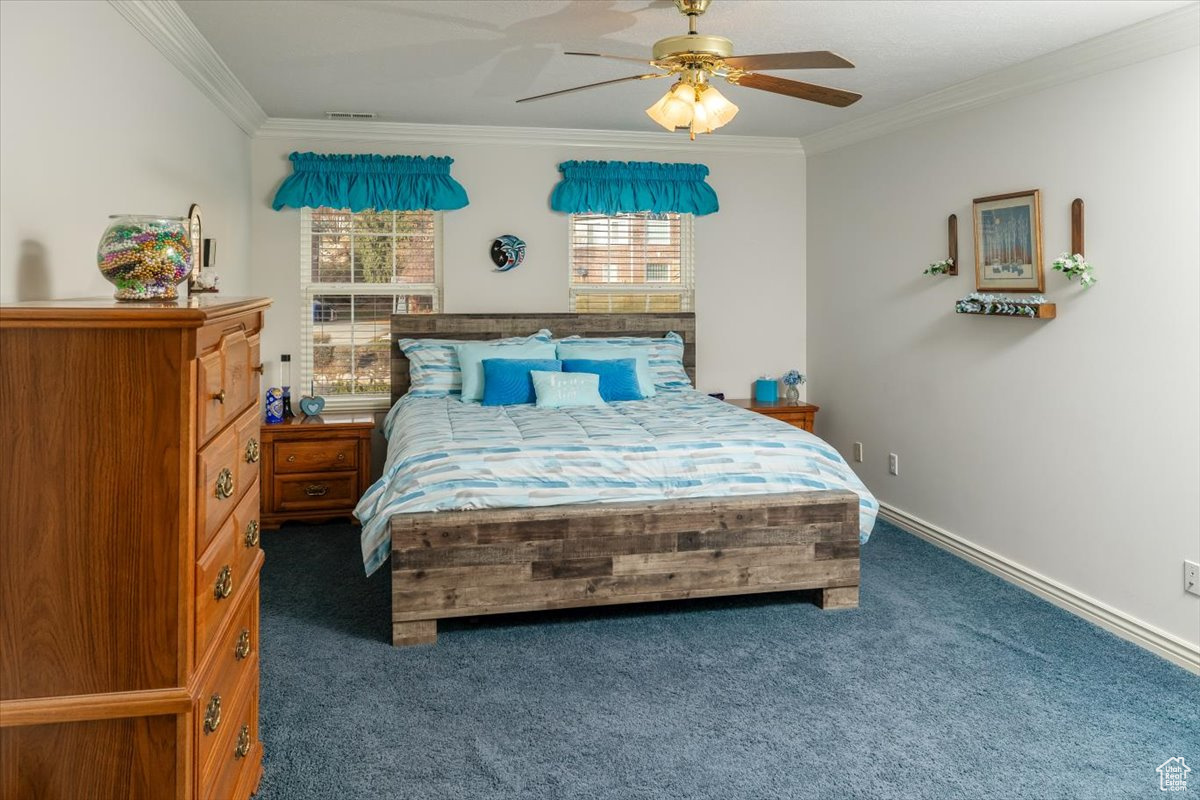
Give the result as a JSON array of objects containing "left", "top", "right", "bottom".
[{"left": 754, "top": 378, "right": 778, "bottom": 403}]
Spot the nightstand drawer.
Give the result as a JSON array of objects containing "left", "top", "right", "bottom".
[
  {"left": 273, "top": 473, "right": 358, "bottom": 511},
  {"left": 273, "top": 439, "right": 358, "bottom": 474}
]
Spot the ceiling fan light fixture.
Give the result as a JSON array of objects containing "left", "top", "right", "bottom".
[
  {"left": 697, "top": 84, "right": 738, "bottom": 128},
  {"left": 645, "top": 80, "right": 697, "bottom": 131}
]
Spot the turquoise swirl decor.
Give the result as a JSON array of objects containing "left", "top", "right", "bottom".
[
  {"left": 550, "top": 160, "right": 718, "bottom": 216},
  {"left": 271, "top": 152, "right": 469, "bottom": 212}
]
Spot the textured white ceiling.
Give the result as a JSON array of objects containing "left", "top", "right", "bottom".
[{"left": 178, "top": 0, "right": 1190, "bottom": 138}]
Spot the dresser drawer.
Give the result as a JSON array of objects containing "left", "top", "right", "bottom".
[
  {"left": 273, "top": 438, "right": 358, "bottom": 474},
  {"left": 195, "top": 520, "right": 259, "bottom": 658},
  {"left": 201, "top": 674, "right": 259, "bottom": 800},
  {"left": 195, "top": 584, "right": 258, "bottom": 781},
  {"left": 237, "top": 411, "right": 262, "bottom": 486},
  {"left": 198, "top": 405, "right": 260, "bottom": 551},
  {"left": 273, "top": 473, "right": 358, "bottom": 512},
  {"left": 198, "top": 327, "right": 254, "bottom": 444},
  {"left": 233, "top": 486, "right": 261, "bottom": 580}
]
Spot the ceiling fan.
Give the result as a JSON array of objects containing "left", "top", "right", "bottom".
[{"left": 516, "top": 0, "right": 862, "bottom": 139}]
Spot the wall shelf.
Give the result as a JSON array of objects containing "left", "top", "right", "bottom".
[{"left": 955, "top": 303, "right": 1056, "bottom": 319}]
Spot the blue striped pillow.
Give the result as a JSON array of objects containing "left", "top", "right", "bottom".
[
  {"left": 555, "top": 332, "right": 691, "bottom": 390},
  {"left": 397, "top": 329, "right": 553, "bottom": 397}
]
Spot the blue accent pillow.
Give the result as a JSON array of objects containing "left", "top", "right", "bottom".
[
  {"left": 481, "top": 359, "right": 562, "bottom": 406},
  {"left": 554, "top": 341, "right": 656, "bottom": 397},
  {"left": 561, "top": 358, "right": 643, "bottom": 402},
  {"left": 531, "top": 371, "right": 605, "bottom": 409}
]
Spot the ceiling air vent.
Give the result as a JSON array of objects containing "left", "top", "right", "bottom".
[{"left": 325, "top": 111, "right": 377, "bottom": 120}]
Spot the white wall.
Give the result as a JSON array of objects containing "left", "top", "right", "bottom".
[
  {"left": 0, "top": 0, "right": 251, "bottom": 302},
  {"left": 250, "top": 135, "right": 806, "bottom": 396},
  {"left": 808, "top": 47, "right": 1200, "bottom": 648}
]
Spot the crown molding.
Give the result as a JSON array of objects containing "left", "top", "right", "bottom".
[
  {"left": 803, "top": 4, "right": 1200, "bottom": 155},
  {"left": 256, "top": 118, "right": 804, "bottom": 154},
  {"left": 109, "top": 0, "right": 267, "bottom": 136}
]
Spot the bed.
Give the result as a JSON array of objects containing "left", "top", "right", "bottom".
[{"left": 365, "top": 313, "right": 877, "bottom": 646}]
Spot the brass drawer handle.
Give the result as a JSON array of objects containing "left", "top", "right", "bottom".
[
  {"left": 304, "top": 484, "right": 328, "bottom": 497},
  {"left": 212, "top": 389, "right": 226, "bottom": 404},
  {"left": 234, "top": 628, "right": 251, "bottom": 660},
  {"left": 286, "top": 455, "right": 296, "bottom": 463},
  {"left": 336, "top": 452, "right": 345, "bottom": 461},
  {"left": 215, "top": 468, "right": 234, "bottom": 499},
  {"left": 235, "top": 724, "right": 251, "bottom": 759},
  {"left": 203, "top": 694, "right": 222, "bottom": 734},
  {"left": 214, "top": 565, "right": 233, "bottom": 600},
  {"left": 245, "top": 437, "right": 260, "bottom": 463},
  {"left": 244, "top": 519, "right": 260, "bottom": 548}
]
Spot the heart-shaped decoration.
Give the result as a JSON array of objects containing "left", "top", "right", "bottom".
[{"left": 299, "top": 395, "right": 325, "bottom": 416}]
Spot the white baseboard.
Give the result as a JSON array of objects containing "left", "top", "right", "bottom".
[{"left": 877, "top": 503, "right": 1200, "bottom": 675}]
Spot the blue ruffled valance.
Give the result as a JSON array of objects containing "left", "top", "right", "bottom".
[
  {"left": 550, "top": 160, "right": 718, "bottom": 216},
  {"left": 271, "top": 152, "right": 469, "bottom": 212}
]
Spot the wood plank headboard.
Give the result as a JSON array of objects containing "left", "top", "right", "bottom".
[{"left": 390, "top": 313, "right": 696, "bottom": 406}]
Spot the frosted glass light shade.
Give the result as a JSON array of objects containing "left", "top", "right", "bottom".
[
  {"left": 697, "top": 85, "right": 738, "bottom": 128},
  {"left": 646, "top": 81, "right": 696, "bottom": 131}
]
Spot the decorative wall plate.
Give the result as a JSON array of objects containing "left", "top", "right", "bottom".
[{"left": 490, "top": 235, "right": 526, "bottom": 272}]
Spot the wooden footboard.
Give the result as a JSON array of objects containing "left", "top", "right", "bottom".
[{"left": 389, "top": 491, "right": 861, "bottom": 646}]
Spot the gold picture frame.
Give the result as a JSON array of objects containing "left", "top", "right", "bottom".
[{"left": 973, "top": 189, "right": 1043, "bottom": 292}]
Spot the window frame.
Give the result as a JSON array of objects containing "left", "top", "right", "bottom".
[
  {"left": 567, "top": 212, "right": 695, "bottom": 313},
  {"left": 299, "top": 207, "right": 443, "bottom": 411}
]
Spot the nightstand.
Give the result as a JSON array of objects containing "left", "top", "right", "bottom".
[
  {"left": 726, "top": 398, "right": 820, "bottom": 433},
  {"left": 259, "top": 411, "right": 375, "bottom": 528}
]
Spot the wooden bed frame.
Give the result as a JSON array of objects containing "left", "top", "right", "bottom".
[{"left": 387, "top": 313, "right": 860, "bottom": 646}]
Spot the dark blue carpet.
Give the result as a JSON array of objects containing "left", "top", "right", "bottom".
[{"left": 256, "top": 520, "right": 1198, "bottom": 800}]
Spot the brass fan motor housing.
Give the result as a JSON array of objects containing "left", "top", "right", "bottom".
[
  {"left": 652, "top": 34, "right": 734, "bottom": 63},
  {"left": 674, "top": 0, "right": 712, "bottom": 15}
]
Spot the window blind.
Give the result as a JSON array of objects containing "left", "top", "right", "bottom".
[
  {"left": 568, "top": 212, "right": 694, "bottom": 312},
  {"left": 300, "top": 207, "right": 440, "bottom": 406}
]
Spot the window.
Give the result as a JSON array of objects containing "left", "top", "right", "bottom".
[
  {"left": 568, "top": 212, "right": 694, "bottom": 312},
  {"left": 301, "top": 207, "right": 440, "bottom": 407}
]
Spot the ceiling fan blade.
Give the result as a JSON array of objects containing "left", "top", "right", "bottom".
[
  {"left": 516, "top": 73, "right": 667, "bottom": 103},
  {"left": 564, "top": 51, "right": 654, "bottom": 65},
  {"left": 722, "top": 51, "right": 855, "bottom": 71},
  {"left": 728, "top": 72, "right": 862, "bottom": 107}
]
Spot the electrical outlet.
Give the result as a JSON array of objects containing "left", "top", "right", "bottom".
[
  {"left": 888, "top": 453, "right": 899, "bottom": 476},
  {"left": 853, "top": 442, "right": 863, "bottom": 463},
  {"left": 1186, "top": 560, "right": 1200, "bottom": 597}
]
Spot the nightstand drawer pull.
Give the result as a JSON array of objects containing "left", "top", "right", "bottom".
[
  {"left": 212, "top": 389, "right": 226, "bottom": 404},
  {"left": 203, "top": 694, "right": 222, "bottom": 734},
  {"left": 214, "top": 565, "right": 233, "bottom": 600},
  {"left": 304, "top": 484, "right": 329, "bottom": 497},
  {"left": 235, "top": 724, "right": 251, "bottom": 759},
  {"left": 244, "top": 519, "right": 260, "bottom": 548},
  {"left": 286, "top": 455, "right": 296, "bottom": 463},
  {"left": 337, "top": 452, "right": 345, "bottom": 461},
  {"left": 234, "top": 628, "right": 251, "bottom": 660},
  {"left": 245, "top": 437, "right": 260, "bottom": 463},
  {"left": 215, "top": 468, "right": 234, "bottom": 499}
]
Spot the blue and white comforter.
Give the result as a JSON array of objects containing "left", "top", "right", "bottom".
[{"left": 355, "top": 390, "right": 878, "bottom": 574}]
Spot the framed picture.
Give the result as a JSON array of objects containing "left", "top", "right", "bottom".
[
  {"left": 186, "top": 204, "right": 219, "bottom": 293},
  {"left": 972, "top": 189, "right": 1043, "bottom": 292},
  {"left": 187, "top": 203, "right": 202, "bottom": 267}
]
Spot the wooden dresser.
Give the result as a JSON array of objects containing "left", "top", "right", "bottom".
[{"left": 0, "top": 297, "right": 270, "bottom": 800}]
